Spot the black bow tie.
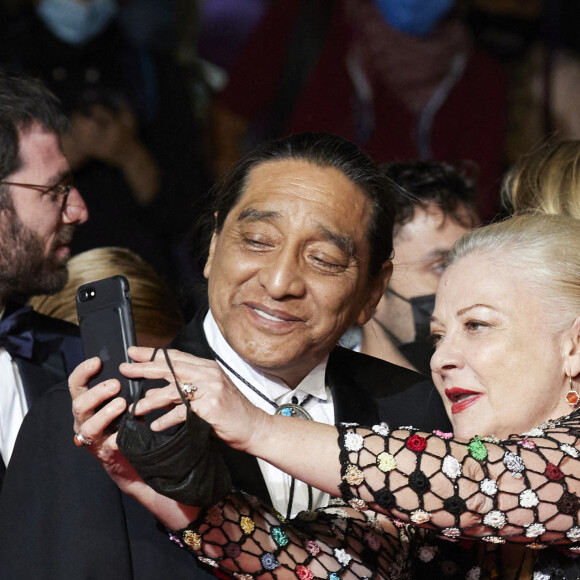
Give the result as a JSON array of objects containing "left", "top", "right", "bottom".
[{"left": 0, "top": 305, "right": 34, "bottom": 360}]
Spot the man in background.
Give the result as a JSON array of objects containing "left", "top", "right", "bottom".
[
  {"left": 0, "top": 72, "right": 88, "bottom": 482},
  {"left": 350, "top": 161, "right": 479, "bottom": 375}
]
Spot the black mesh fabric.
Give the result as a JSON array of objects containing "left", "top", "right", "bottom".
[
  {"left": 170, "top": 411, "right": 580, "bottom": 579},
  {"left": 174, "top": 492, "right": 411, "bottom": 579}
]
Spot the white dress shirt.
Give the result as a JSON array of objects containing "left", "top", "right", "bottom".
[
  {"left": 204, "top": 311, "right": 335, "bottom": 518},
  {"left": 0, "top": 346, "right": 28, "bottom": 465}
]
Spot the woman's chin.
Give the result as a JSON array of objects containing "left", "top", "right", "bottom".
[{"left": 451, "top": 421, "right": 479, "bottom": 441}]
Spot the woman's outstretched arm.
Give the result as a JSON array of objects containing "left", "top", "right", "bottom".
[{"left": 126, "top": 347, "right": 580, "bottom": 545}]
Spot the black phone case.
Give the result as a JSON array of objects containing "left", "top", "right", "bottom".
[{"left": 76, "top": 275, "right": 140, "bottom": 404}]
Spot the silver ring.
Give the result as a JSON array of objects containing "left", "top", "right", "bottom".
[
  {"left": 75, "top": 432, "right": 93, "bottom": 446},
  {"left": 180, "top": 383, "right": 197, "bottom": 401}
]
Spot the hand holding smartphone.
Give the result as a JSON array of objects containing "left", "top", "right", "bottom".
[{"left": 76, "top": 275, "right": 140, "bottom": 405}]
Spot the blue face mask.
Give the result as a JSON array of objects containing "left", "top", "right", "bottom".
[
  {"left": 375, "top": 0, "right": 454, "bottom": 37},
  {"left": 37, "top": 0, "right": 119, "bottom": 46}
]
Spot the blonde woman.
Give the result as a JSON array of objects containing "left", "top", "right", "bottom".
[
  {"left": 504, "top": 139, "right": 580, "bottom": 219},
  {"left": 29, "top": 246, "right": 184, "bottom": 347}
]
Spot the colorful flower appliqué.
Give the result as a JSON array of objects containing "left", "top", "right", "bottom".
[
  {"left": 410, "top": 509, "right": 431, "bottom": 524},
  {"left": 442, "top": 455, "right": 462, "bottom": 479},
  {"left": 525, "top": 523, "right": 546, "bottom": 538},
  {"left": 560, "top": 443, "right": 579, "bottom": 458},
  {"left": 296, "top": 565, "right": 314, "bottom": 580},
  {"left": 480, "top": 478, "right": 498, "bottom": 496},
  {"left": 343, "top": 464, "right": 365, "bottom": 485},
  {"left": 377, "top": 452, "right": 397, "bottom": 472},
  {"left": 545, "top": 462, "right": 564, "bottom": 481},
  {"left": 372, "top": 423, "right": 390, "bottom": 436},
  {"left": 240, "top": 517, "right": 255, "bottom": 535},
  {"left": 334, "top": 548, "right": 352, "bottom": 566},
  {"left": 483, "top": 510, "right": 507, "bottom": 529},
  {"left": 271, "top": 526, "right": 289, "bottom": 547},
  {"left": 406, "top": 434, "right": 427, "bottom": 452},
  {"left": 183, "top": 530, "right": 202, "bottom": 551},
  {"left": 304, "top": 539, "right": 320, "bottom": 556},
  {"left": 260, "top": 553, "right": 279, "bottom": 570},
  {"left": 468, "top": 436, "right": 487, "bottom": 460},
  {"left": 433, "top": 430, "right": 453, "bottom": 439},
  {"left": 503, "top": 452, "right": 525, "bottom": 478},
  {"left": 519, "top": 489, "right": 539, "bottom": 508},
  {"left": 344, "top": 432, "right": 364, "bottom": 452}
]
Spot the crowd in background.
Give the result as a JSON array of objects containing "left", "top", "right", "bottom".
[
  {"left": 0, "top": 0, "right": 579, "bottom": 303},
  {"left": 1, "top": 3, "right": 580, "bottom": 579}
]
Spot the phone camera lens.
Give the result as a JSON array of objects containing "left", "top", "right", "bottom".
[{"left": 79, "top": 288, "right": 94, "bottom": 302}]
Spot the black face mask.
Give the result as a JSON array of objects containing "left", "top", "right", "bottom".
[
  {"left": 384, "top": 289, "right": 436, "bottom": 377},
  {"left": 388, "top": 290, "right": 436, "bottom": 343},
  {"left": 117, "top": 349, "right": 231, "bottom": 506}
]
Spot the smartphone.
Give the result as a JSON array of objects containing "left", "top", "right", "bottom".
[{"left": 76, "top": 275, "right": 140, "bottom": 405}]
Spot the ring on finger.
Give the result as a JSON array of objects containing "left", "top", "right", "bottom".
[
  {"left": 180, "top": 382, "right": 197, "bottom": 401},
  {"left": 74, "top": 432, "right": 93, "bottom": 447}
]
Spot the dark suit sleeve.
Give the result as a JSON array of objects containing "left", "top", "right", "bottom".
[
  {"left": 328, "top": 347, "right": 452, "bottom": 433},
  {"left": 0, "top": 387, "right": 209, "bottom": 579}
]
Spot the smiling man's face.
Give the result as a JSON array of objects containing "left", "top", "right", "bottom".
[{"left": 204, "top": 158, "right": 389, "bottom": 387}]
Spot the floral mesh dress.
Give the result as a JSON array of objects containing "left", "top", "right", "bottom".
[{"left": 173, "top": 410, "right": 580, "bottom": 579}]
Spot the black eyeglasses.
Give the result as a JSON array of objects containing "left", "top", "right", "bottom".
[{"left": 0, "top": 173, "right": 74, "bottom": 212}]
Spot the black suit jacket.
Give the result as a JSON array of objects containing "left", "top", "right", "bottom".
[
  {"left": 0, "top": 302, "right": 83, "bottom": 486},
  {"left": 0, "top": 312, "right": 450, "bottom": 579}
]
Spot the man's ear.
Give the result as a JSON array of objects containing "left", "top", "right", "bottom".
[
  {"left": 356, "top": 260, "right": 393, "bottom": 326},
  {"left": 563, "top": 316, "right": 580, "bottom": 380},
  {"left": 203, "top": 230, "right": 219, "bottom": 280}
]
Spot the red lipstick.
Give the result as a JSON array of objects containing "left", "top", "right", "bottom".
[{"left": 444, "top": 388, "right": 482, "bottom": 415}]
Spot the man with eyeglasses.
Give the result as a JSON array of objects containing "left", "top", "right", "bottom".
[{"left": 0, "top": 73, "right": 88, "bottom": 478}]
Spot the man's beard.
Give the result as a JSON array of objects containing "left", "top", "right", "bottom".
[{"left": 0, "top": 216, "right": 74, "bottom": 299}]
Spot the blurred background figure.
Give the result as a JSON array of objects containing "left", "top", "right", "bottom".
[
  {"left": 117, "top": 0, "right": 178, "bottom": 54},
  {"left": 0, "top": 0, "right": 210, "bottom": 285},
  {"left": 3, "top": 0, "right": 580, "bottom": 275},
  {"left": 341, "top": 161, "right": 479, "bottom": 375},
  {"left": 502, "top": 139, "right": 580, "bottom": 219},
  {"left": 29, "top": 247, "right": 184, "bottom": 347},
  {"left": 210, "top": 0, "right": 507, "bottom": 221},
  {"left": 196, "top": 0, "right": 268, "bottom": 76}
]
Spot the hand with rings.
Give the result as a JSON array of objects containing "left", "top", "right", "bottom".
[
  {"left": 120, "top": 346, "right": 271, "bottom": 453},
  {"left": 68, "top": 354, "right": 206, "bottom": 529},
  {"left": 68, "top": 356, "right": 147, "bottom": 492}
]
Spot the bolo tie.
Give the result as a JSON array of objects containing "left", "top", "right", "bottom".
[{"left": 210, "top": 348, "right": 315, "bottom": 519}]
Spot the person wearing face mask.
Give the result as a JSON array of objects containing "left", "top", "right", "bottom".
[
  {"left": 374, "top": 0, "right": 454, "bottom": 37},
  {"left": 211, "top": 0, "right": 507, "bottom": 220},
  {"left": 36, "top": 0, "right": 119, "bottom": 46},
  {"left": 351, "top": 161, "right": 479, "bottom": 375},
  {"left": 0, "top": 0, "right": 210, "bottom": 285}
]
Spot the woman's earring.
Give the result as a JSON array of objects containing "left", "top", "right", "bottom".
[{"left": 565, "top": 376, "right": 579, "bottom": 408}]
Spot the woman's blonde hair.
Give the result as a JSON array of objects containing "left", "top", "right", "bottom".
[
  {"left": 30, "top": 247, "right": 184, "bottom": 340},
  {"left": 448, "top": 214, "right": 580, "bottom": 332},
  {"left": 503, "top": 140, "right": 580, "bottom": 219}
]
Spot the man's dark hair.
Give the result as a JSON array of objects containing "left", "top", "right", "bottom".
[
  {"left": 200, "top": 132, "right": 396, "bottom": 278},
  {"left": 381, "top": 161, "right": 479, "bottom": 233},
  {"left": 0, "top": 73, "right": 69, "bottom": 205}
]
